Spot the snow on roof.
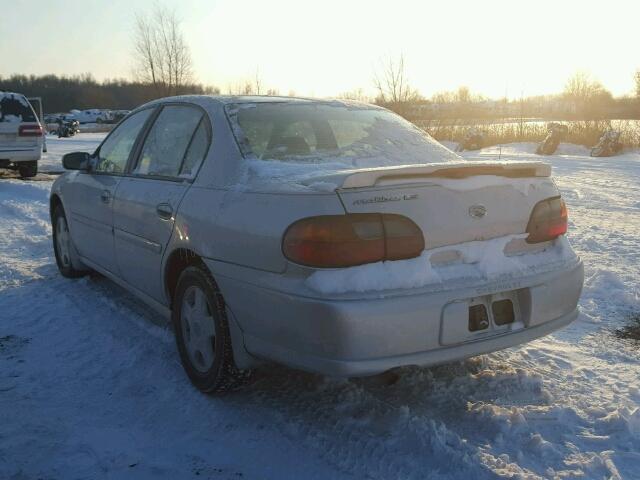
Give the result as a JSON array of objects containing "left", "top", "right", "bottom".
[{"left": 0, "top": 91, "right": 29, "bottom": 106}]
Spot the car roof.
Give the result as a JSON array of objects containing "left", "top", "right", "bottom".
[
  {"left": 0, "top": 91, "right": 27, "bottom": 99},
  {"left": 143, "top": 94, "right": 379, "bottom": 110}
]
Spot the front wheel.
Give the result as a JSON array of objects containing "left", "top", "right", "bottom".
[
  {"left": 18, "top": 161, "right": 38, "bottom": 178},
  {"left": 173, "top": 266, "right": 249, "bottom": 393},
  {"left": 52, "top": 206, "right": 89, "bottom": 278}
]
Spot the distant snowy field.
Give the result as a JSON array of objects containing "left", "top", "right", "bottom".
[{"left": 1, "top": 134, "right": 638, "bottom": 479}]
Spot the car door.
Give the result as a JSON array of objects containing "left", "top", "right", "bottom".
[
  {"left": 66, "top": 108, "right": 154, "bottom": 273},
  {"left": 112, "top": 104, "right": 211, "bottom": 302}
]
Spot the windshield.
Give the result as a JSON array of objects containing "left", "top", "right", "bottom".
[{"left": 225, "top": 102, "right": 458, "bottom": 168}]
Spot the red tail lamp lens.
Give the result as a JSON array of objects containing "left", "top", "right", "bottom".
[
  {"left": 18, "top": 125, "right": 43, "bottom": 137},
  {"left": 283, "top": 214, "right": 425, "bottom": 268},
  {"left": 526, "top": 196, "right": 568, "bottom": 243}
]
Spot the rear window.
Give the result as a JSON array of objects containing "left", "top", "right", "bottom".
[
  {"left": 225, "top": 102, "right": 457, "bottom": 167},
  {"left": 0, "top": 93, "right": 37, "bottom": 123}
]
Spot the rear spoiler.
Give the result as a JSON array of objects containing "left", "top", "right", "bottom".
[{"left": 340, "top": 161, "right": 552, "bottom": 189}]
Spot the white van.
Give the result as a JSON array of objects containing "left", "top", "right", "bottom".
[{"left": 0, "top": 92, "right": 43, "bottom": 177}]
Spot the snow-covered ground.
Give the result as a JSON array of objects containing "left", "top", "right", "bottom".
[
  {"left": 39, "top": 133, "right": 106, "bottom": 173},
  {"left": 0, "top": 135, "right": 638, "bottom": 479}
]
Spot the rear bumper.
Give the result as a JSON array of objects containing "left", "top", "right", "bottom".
[
  {"left": 210, "top": 259, "right": 584, "bottom": 377},
  {"left": 0, "top": 147, "right": 41, "bottom": 163}
]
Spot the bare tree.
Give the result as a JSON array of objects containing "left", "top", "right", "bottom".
[
  {"left": 634, "top": 70, "right": 640, "bottom": 98},
  {"left": 133, "top": 4, "right": 193, "bottom": 96},
  {"left": 226, "top": 68, "right": 264, "bottom": 95},
  {"left": 337, "top": 88, "right": 371, "bottom": 103},
  {"left": 563, "top": 71, "right": 612, "bottom": 118},
  {"left": 373, "top": 54, "right": 421, "bottom": 104},
  {"left": 563, "top": 72, "right": 608, "bottom": 102},
  {"left": 431, "top": 86, "right": 485, "bottom": 104},
  {"left": 253, "top": 68, "right": 262, "bottom": 95}
]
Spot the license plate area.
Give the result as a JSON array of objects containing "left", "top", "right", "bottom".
[
  {"left": 440, "top": 290, "right": 524, "bottom": 346},
  {"left": 492, "top": 299, "right": 515, "bottom": 326},
  {"left": 468, "top": 304, "right": 490, "bottom": 332}
]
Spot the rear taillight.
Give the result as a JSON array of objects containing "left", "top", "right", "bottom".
[
  {"left": 18, "top": 125, "right": 43, "bottom": 137},
  {"left": 283, "top": 214, "right": 425, "bottom": 268},
  {"left": 526, "top": 196, "right": 568, "bottom": 243}
]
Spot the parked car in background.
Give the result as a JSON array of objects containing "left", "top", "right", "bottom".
[
  {"left": 47, "top": 114, "right": 78, "bottom": 134},
  {"left": 44, "top": 114, "right": 61, "bottom": 125},
  {"left": 96, "top": 110, "right": 114, "bottom": 124},
  {"left": 56, "top": 118, "right": 80, "bottom": 138},
  {"left": 111, "top": 110, "right": 130, "bottom": 123},
  {"left": 0, "top": 91, "right": 43, "bottom": 177},
  {"left": 50, "top": 96, "right": 584, "bottom": 394},
  {"left": 69, "top": 109, "right": 98, "bottom": 124}
]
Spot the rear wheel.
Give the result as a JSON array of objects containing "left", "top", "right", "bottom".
[
  {"left": 18, "top": 161, "right": 37, "bottom": 178},
  {"left": 173, "top": 266, "right": 249, "bottom": 393},
  {"left": 52, "top": 206, "right": 89, "bottom": 278}
]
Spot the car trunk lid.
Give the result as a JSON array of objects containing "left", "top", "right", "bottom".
[{"left": 335, "top": 161, "right": 557, "bottom": 250}]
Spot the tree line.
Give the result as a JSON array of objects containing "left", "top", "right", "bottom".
[{"left": 0, "top": 73, "right": 220, "bottom": 114}]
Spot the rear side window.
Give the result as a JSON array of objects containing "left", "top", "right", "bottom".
[
  {"left": 133, "top": 105, "right": 204, "bottom": 178},
  {"left": 95, "top": 109, "right": 152, "bottom": 173},
  {"left": 0, "top": 93, "right": 37, "bottom": 123},
  {"left": 180, "top": 120, "right": 210, "bottom": 178}
]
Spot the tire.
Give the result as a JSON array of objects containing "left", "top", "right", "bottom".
[
  {"left": 18, "top": 161, "right": 38, "bottom": 178},
  {"left": 172, "top": 266, "right": 249, "bottom": 393},
  {"left": 52, "top": 206, "right": 89, "bottom": 278}
]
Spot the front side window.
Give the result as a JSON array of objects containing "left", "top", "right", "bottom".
[
  {"left": 225, "top": 102, "right": 459, "bottom": 168},
  {"left": 95, "top": 109, "right": 152, "bottom": 173},
  {"left": 133, "top": 105, "right": 204, "bottom": 178}
]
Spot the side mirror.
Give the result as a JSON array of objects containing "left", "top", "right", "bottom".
[{"left": 62, "top": 151, "right": 91, "bottom": 171}]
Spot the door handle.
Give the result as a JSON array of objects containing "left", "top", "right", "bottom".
[
  {"left": 156, "top": 203, "right": 173, "bottom": 220},
  {"left": 100, "top": 190, "right": 111, "bottom": 203}
]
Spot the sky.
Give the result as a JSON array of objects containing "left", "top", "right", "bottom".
[{"left": 2, "top": 0, "right": 639, "bottom": 99}]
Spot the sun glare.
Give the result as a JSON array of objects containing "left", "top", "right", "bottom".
[{"left": 184, "top": 0, "right": 640, "bottom": 98}]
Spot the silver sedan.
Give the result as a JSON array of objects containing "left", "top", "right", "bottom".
[{"left": 50, "top": 96, "right": 584, "bottom": 393}]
